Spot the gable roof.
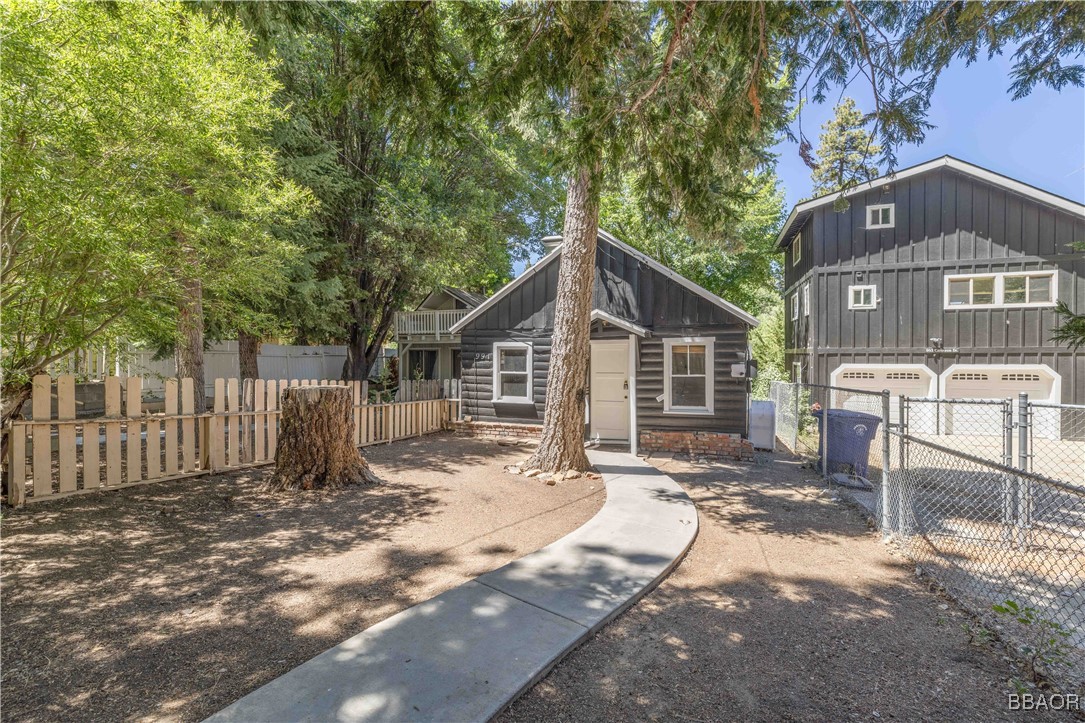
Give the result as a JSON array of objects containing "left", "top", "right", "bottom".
[
  {"left": 415, "top": 286, "right": 487, "bottom": 311},
  {"left": 775, "top": 155, "right": 1085, "bottom": 251},
  {"left": 448, "top": 229, "right": 759, "bottom": 333}
]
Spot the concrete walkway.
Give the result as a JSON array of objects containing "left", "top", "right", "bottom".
[{"left": 206, "top": 450, "right": 697, "bottom": 723}]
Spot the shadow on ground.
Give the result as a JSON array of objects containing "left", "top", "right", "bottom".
[
  {"left": 1, "top": 434, "right": 603, "bottom": 722},
  {"left": 500, "top": 453, "right": 1073, "bottom": 723}
]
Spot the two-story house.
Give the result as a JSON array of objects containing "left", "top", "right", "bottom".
[
  {"left": 393, "top": 286, "right": 486, "bottom": 387},
  {"left": 778, "top": 155, "right": 1085, "bottom": 419}
]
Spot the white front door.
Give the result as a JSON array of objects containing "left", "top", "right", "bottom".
[{"left": 590, "top": 340, "right": 630, "bottom": 441}]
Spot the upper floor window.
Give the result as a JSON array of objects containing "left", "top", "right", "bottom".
[
  {"left": 790, "top": 292, "right": 800, "bottom": 321},
  {"left": 848, "top": 285, "right": 877, "bottom": 310},
  {"left": 492, "top": 342, "right": 532, "bottom": 403},
  {"left": 803, "top": 283, "right": 810, "bottom": 316},
  {"left": 866, "top": 203, "right": 894, "bottom": 229},
  {"left": 944, "top": 271, "right": 1056, "bottom": 310},
  {"left": 793, "top": 230, "right": 803, "bottom": 266}
]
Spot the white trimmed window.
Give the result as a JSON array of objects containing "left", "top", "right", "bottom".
[
  {"left": 867, "top": 203, "right": 894, "bottom": 229},
  {"left": 802, "top": 283, "right": 810, "bottom": 317},
  {"left": 492, "top": 342, "right": 532, "bottom": 402},
  {"left": 848, "top": 285, "right": 877, "bottom": 310},
  {"left": 944, "top": 271, "right": 1056, "bottom": 310},
  {"left": 792, "top": 361, "right": 803, "bottom": 384},
  {"left": 791, "top": 292, "right": 800, "bottom": 320},
  {"left": 793, "top": 229, "right": 802, "bottom": 266},
  {"left": 663, "top": 337, "right": 714, "bottom": 414}
]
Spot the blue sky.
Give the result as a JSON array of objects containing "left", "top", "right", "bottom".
[
  {"left": 774, "top": 49, "right": 1085, "bottom": 209},
  {"left": 513, "top": 49, "right": 1084, "bottom": 275}
]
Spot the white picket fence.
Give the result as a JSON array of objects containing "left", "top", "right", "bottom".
[
  {"left": 7, "top": 375, "right": 455, "bottom": 506},
  {"left": 397, "top": 378, "right": 460, "bottom": 402}
]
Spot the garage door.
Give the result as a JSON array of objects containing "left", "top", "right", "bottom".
[
  {"left": 830, "top": 365, "right": 936, "bottom": 428},
  {"left": 942, "top": 365, "right": 1060, "bottom": 439}
]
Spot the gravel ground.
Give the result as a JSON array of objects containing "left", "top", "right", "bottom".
[
  {"left": 501, "top": 452, "right": 1073, "bottom": 723},
  {"left": 1, "top": 434, "right": 604, "bottom": 723}
]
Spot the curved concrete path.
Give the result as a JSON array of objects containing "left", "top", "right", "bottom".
[{"left": 206, "top": 450, "right": 697, "bottom": 723}]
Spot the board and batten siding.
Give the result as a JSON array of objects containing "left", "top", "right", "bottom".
[
  {"left": 460, "top": 235, "right": 752, "bottom": 433},
  {"left": 783, "top": 165, "right": 1085, "bottom": 404}
]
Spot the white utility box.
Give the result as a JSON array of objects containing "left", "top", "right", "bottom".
[{"left": 748, "top": 400, "right": 776, "bottom": 451}]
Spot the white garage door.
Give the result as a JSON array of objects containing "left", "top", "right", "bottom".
[
  {"left": 942, "top": 365, "right": 1060, "bottom": 438},
  {"left": 830, "top": 365, "right": 936, "bottom": 427}
]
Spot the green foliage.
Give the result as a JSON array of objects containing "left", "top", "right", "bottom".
[
  {"left": 1051, "top": 300, "right": 1085, "bottom": 351},
  {"left": 1, "top": 0, "right": 309, "bottom": 394},
  {"left": 810, "top": 98, "right": 882, "bottom": 197},
  {"left": 601, "top": 170, "right": 786, "bottom": 319},
  {"left": 992, "top": 599, "right": 1073, "bottom": 682},
  {"left": 751, "top": 302, "right": 786, "bottom": 399}
]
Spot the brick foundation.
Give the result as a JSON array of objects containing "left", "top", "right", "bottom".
[
  {"left": 448, "top": 420, "right": 542, "bottom": 442},
  {"left": 639, "top": 430, "right": 753, "bottom": 460}
]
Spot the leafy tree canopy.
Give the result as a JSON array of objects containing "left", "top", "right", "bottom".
[{"left": 1, "top": 1, "right": 309, "bottom": 411}]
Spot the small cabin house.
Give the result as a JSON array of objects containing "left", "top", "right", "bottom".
[{"left": 448, "top": 230, "right": 758, "bottom": 456}]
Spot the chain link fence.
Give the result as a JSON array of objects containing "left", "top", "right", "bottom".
[
  {"left": 883, "top": 433, "right": 1084, "bottom": 686},
  {"left": 768, "top": 382, "right": 1084, "bottom": 688}
]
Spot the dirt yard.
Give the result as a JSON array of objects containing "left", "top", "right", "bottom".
[
  {"left": 501, "top": 453, "right": 1074, "bottom": 723},
  {"left": 1, "top": 434, "right": 604, "bottom": 723}
]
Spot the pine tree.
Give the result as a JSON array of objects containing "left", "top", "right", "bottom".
[{"left": 810, "top": 98, "right": 882, "bottom": 196}]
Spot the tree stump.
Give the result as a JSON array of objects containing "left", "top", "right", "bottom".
[{"left": 267, "top": 385, "right": 378, "bottom": 491}]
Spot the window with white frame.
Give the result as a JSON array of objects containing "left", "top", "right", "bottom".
[
  {"left": 792, "top": 361, "right": 802, "bottom": 384},
  {"left": 663, "top": 338, "right": 714, "bottom": 414},
  {"left": 791, "top": 292, "right": 800, "bottom": 320},
  {"left": 802, "top": 283, "right": 810, "bottom": 316},
  {"left": 492, "top": 342, "right": 532, "bottom": 402},
  {"left": 944, "top": 271, "right": 1056, "bottom": 309},
  {"left": 848, "top": 285, "right": 877, "bottom": 310},
  {"left": 866, "top": 203, "right": 894, "bottom": 229},
  {"left": 793, "top": 229, "right": 802, "bottom": 266}
]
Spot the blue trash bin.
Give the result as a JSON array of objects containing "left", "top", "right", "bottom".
[{"left": 812, "top": 409, "right": 881, "bottom": 478}]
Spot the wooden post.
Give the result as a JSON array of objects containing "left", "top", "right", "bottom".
[
  {"left": 241, "top": 378, "right": 254, "bottom": 464},
  {"left": 31, "top": 374, "right": 51, "bottom": 499},
  {"left": 211, "top": 379, "right": 226, "bottom": 471},
  {"left": 267, "top": 379, "right": 279, "bottom": 459},
  {"left": 181, "top": 378, "right": 196, "bottom": 472},
  {"left": 164, "top": 380, "right": 179, "bottom": 476},
  {"left": 254, "top": 379, "right": 266, "bottom": 463},
  {"left": 126, "top": 377, "right": 142, "bottom": 484},
  {"left": 227, "top": 378, "right": 240, "bottom": 467},
  {"left": 9, "top": 419, "right": 27, "bottom": 506},
  {"left": 57, "top": 375, "right": 77, "bottom": 493},
  {"left": 104, "top": 377, "right": 122, "bottom": 487}
]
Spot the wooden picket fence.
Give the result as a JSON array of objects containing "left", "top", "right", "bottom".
[{"left": 6, "top": 375, "right": 454, "bottom": 506}]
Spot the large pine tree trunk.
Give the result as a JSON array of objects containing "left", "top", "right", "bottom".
[
  {"left": 176, "top": 275, "right": 206, "bottom": 413},
  {"left": 268, "top": 385, "right": 378, "bottom": 491},
  {"left": 238, "top": 330, "right": 261, "bottom": 381},
  {"left": 523, "top": 164, "right": 599, "bottom": 473}
]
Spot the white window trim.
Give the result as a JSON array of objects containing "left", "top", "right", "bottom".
[
  {"left": 792, "top": 361, "right": 803, "bottom": 384},
  {"left": 663, "top": 337, "right": 714, "bottom": 415},
  {"left": 790, "top": 292, "right": 800, "bottom": 321},
  {"left": 848, "top": 284, "right": 878, "bottom": 310},
  {"left": 793, "top": 229, "right": 802, "bottom": 266},
  {"left": 943, "top": 270, "right": 1058, "bottom": 311},
  {"left": 866, "top": 203, "right": 895, "bottom": 229},
  {"left": 492, "top": 341, "right": 533, "bottom": 403},
  {"left": 802, "top": 283, "right": 810, "bottom": 317}
]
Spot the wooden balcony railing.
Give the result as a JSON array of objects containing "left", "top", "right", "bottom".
[{"left": 393, "top": 309, "right": 470, "bottom": 339}]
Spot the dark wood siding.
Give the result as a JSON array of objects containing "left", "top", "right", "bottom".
[
  {"left": 460, "top": 236, "right": 752, "bottom": 434},
  {"left": 785, "top": 165, "right": 1085, "bottom": 404}
]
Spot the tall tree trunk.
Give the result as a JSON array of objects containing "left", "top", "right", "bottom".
[
  {"left": 176, "top": 275, "right": 206, "bottom": 412},
  {"left": 343, "top": 308, "right": 371, "bottom": 381},
  {"left": 238, "top": 330, "right": 261, "bottom": 381},
  {"left": 523, "top": 164, "right": 599, "bottom": 473}
]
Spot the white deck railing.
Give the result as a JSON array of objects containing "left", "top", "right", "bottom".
[{"left": 393, "top": 309, "right": 470, "bottom": 338}]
